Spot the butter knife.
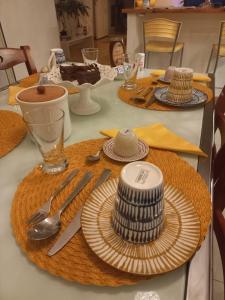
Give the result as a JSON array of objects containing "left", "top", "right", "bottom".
[
  {"left": 48, "top": 168, "right": 112, "bottom": 256},
  {"left": 131, "top": 86, "right": 152, "bottom": 101},
  {"left": 145, "top": 88, "right": 156, "bottom": 108}
]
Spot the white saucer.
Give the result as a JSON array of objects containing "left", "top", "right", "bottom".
[
  {"left": 103, "top": 138, "right": 149, "bottom": 162},
  {"left": 158, "top": 76, "right": 171, "bottom": 84}
]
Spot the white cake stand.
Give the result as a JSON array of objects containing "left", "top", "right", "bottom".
[
  {"left": 57, "top": 64, "right": 117, "bottom": 116},
  {"left": 69, "top": 78, "right": 112, "bottom": 116}
]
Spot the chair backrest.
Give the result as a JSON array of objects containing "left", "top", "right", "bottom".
[
  {"left": 218, "top": 21, "right": 225, "bottom": 43},
  {"left": 213, "top": 143, "right": 225, "bottom": 299},
  {"left": 215, "top": 86, "right": 225, "bottom": 148},
  {"left": 143, "top": 18, "right": 182, "bottom": 41},
  {"left": 0, "top": 46, "right": 37, "bottom": 75},
  {"left": 216, "top": 21, "right": 225, "bottom": 57}
]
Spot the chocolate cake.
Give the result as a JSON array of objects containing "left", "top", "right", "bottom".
[{"left": 60, "top": 64, "right": 101, "bottom": 85}]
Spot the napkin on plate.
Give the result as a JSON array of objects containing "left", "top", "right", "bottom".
[
  {"left": 100, "top": 123, "right": 207, "bottom": 157},
  {"left": 150, "top": 69, "right": 211, "bottom": 82}
]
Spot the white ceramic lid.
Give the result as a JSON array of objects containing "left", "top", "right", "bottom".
[
  {"left": 17, "top": 85, "right": 66, "bottom": 103},
  {"left": 120, "top": 161, "right": 163, "bottom": 190}
]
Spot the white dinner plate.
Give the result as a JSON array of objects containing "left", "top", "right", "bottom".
[{"left": 81, "top": 179, "right": 200, "bottom": 275}]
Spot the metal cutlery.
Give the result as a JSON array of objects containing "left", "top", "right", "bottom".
[
  {"left": 145, "top": 88, "right": 157, "bottom": 108},
  {"left": 131, "top": 86, "right": 153, "bottom": 102},
  {"left": 86, "top": 148, "right": 102, "bottom": 162},
  {"left": 27, "top": 171, "right": 93, "bottom": 240},
  {"left": 27, "top": 169, "right": 79, "bottom": 225},
  {"left": 48, "top": 168, "right": 112, "bottom": 256}
]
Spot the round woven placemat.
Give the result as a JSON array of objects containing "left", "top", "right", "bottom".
[
  {"left": 0, "top": 110, "right": 27, "bottom": 158},
  {"left": 11, "top": 138, "right": 211, "bottom": 286},
  {"left": 118, "top": 77, "right": 213, "bottom": 111}
]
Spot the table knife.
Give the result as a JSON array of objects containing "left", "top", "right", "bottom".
[
  {"left": 145, "top": 88, "right": 156, "bottom": 107},
  {"left": 48, "top": 168, "right": 112, "bottom": 256},
  {"left": 131, "top": 86, "right": 152, "bottom": 101}
]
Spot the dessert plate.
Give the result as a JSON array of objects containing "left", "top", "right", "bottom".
[
  {"left": 103, "top": 138, "right": 149, "bottom": 162},
  {"left": 154, "top": 87, "right": 208, "bottom": 108},
  {"left": 81, "top": 179, "right": 200, "bottom": 275}
]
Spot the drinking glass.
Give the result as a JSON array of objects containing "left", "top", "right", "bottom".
[
  {"left": 122, "top": 53, "right": 138, "bottom": 90},
  {"left": 23, "top": 108, "right": 68, "bottom": 174},
  {"left": 82, "top": 48, "right": 99, "bottom": 65}
]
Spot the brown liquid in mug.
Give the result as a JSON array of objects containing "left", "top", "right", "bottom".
[{"left": 18, "top": 86, "right": 65, "bottom": 103}]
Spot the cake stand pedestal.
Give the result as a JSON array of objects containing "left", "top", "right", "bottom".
[
  {"left": 70, "top": 85, "right": 101, "bottom": 116},
  {"left": 57, "top": 67, "right": 117, "bottom": 116}
]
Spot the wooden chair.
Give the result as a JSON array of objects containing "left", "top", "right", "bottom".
[
  {"left": 213, "top": 143, "right": 225, "bottom": 300},
  {"left": 0, "top": 45, "right": 37, "bottom": 75},
  {"left": 212, "top": 86, "right": 225, "bottom": 181},
  {"left": 206, "top": 21, "right": 225, "bottom": 74},
  {"left": 143, "top": 18, "right": 184, "bottom": 68},
  {"left": 215, "top": 85, "right": 225, "bottom": 150}
]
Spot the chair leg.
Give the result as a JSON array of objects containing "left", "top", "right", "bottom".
[
  {"left": 206, "top": 47, "right": 214, "bottom": 73},
  {"left": 145, "top": 52, "right": 150, "bottom": 68},
  {"left": 179, "top": 47, "right": 184, "bottom": 67},
  {"left": 169, "top": 51, "right": 175, "bottom": 67},
  {"left": 213, "top": 54, "right": 220, "bottom": 75}
]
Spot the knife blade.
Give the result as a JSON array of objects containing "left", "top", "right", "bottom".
[
  {"left": 145, "top": 88, "right": 156, "bottom": 107},
  {"left": 131, "top": 86, "right": 152, "bottom": 101},
  {"left": 48, "top": 168, "right": 112, "bottom": 256}
]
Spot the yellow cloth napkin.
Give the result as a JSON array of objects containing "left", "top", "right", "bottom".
[
  {"left": 8, "top": 85, "right": 25, "bottom": 105},
  {"left": 150, "top": 69, "right": 211, "bottom": 82},
  {"left": 100, "top": 123, "right": 207, "bottom": 157}
]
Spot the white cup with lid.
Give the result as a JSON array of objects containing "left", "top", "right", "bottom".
[{"left": 16, "top": 85, "right": 71, "bottom": 140}]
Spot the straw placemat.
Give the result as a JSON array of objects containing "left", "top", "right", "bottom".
[
  {"left": 11, "top": 138, "right": 211, "bottom": 286},
  {"left": 19, "top": 73, "right": 40, "bottom": 87},
  {"left": 0, "top": 110, "right": 27, "bottom": 158},
  {"left": 118, "top": 77, "right": 213, "bottom": 111}
]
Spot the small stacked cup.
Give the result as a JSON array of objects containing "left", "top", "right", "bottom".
[
  {"left": 112, "top": 161, "right": 164, "bottom": 244},
  {"left": 167, "top": 67, "right": 193, "bottom": 103}
]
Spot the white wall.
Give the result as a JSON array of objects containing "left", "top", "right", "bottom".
[{"left": 0, "top": 0, "right": 60, "bottom": 79}]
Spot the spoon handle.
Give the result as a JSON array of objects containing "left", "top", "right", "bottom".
[{"left": 59, "top": 171, "right": 93, "bottom": 215}]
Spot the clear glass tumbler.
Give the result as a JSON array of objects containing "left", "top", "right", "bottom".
[
  {"left": 23, "top": 108, "right": 68, "bottom": 174},
  {"left": 122, "top": 53, "right": 138, "bottom": 90},
  {"left": 81, "top": 48, "right": 99, "bottom": 65}
]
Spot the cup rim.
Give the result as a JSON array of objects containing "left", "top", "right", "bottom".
[
  {"left": 120, "top": 161, "right": 164, "bottom": 191},
  {"left": 16, "top": 84, "right": 68, "bottom": 105},
  {"left": 23, "top": 107, "right": 64, "bottom": 126}
]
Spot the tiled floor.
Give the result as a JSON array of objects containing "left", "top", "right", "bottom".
[{"left": 213, "top": 233, "right": 224, "bottom": 299}]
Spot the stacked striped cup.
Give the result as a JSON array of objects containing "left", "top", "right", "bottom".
[{"left": 112, "top": 161, "right": 164, "bottom": 244}]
